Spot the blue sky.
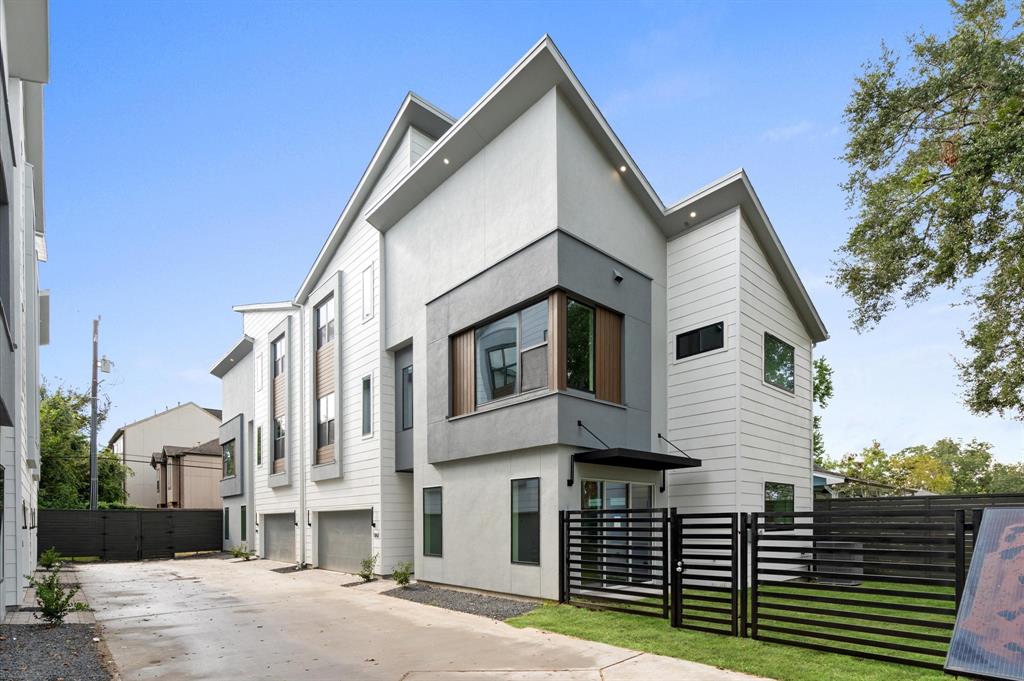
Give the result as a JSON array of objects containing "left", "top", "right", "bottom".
[{"left": 43, "top": 1, "right": 1021, "bottom": 462}]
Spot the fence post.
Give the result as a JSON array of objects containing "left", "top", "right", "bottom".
[
  {"left": 739, "top": 512, "right": 748, "bottom": 638},
  {"left": 558, "top": 510, "right": 566, "bottom": 604},
  {"left": 954, "top": 509, "right": 966, "bottom": 610},
  {"left": 750, "top": 513, "right": 759, "bottom": 639},
  {"left": 669, "top": 508, "right": 681, "bottom": 628}
]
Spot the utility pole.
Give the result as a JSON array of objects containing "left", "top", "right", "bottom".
[{"left": 89, "top": 317, "right": 99, "bottom": 510}]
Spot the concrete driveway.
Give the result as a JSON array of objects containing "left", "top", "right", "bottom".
[{"left": 78, "top": 557, "right": 761, "bottom": 681}]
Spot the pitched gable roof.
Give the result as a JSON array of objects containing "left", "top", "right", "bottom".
[{"left": 364, "top": 36, "right": 828, "bottom": 343}]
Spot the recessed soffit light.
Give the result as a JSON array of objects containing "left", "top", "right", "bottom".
[
  {"left": 618, "top": 165, "right": 627, "bottom": 173},
  {"left": 443, "top": 158, "right": 450, "bottom": 165},
  {"left": 689, "top": 211, "right": 697, "bottom": 219}
]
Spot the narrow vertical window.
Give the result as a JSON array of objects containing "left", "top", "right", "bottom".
[
  {"left": 224, "top": 508, "right": 230, "bottom": 540},
  {"left": 566, "top": 299, "right": 595, "bottom": 392},
  {"left": 401, "top": 365, "right": 413, "bottom": 430},
  {"left": 317, "top": 393, "right": 336, "bottom": 449},
  {"left": 362, "top": 376, "right": 372, "bottom": 435},
  {"left": 222, "top": 440, "right": 236, "bottom": 478},
  {"left": 511, "top": 478, "right": 540, "bottom": 564},
  {"left": 362, "top": 264, "right": 374, "bottom": 322},
  {"left": 240, "top": 505, "right": 247, "bottom": 542},
  {"left": 315, "top": 296, "right": 336, "bottom": 348},
  {"left": 272, "top": 337, "right": 286, "bottom": 377},
  {"left": 273, "top": 419, "right": 286, "bottom": 462},
  {"left": 423, "top": 487, "right": 442, "bottom": 557},
  {"left": 256, "top": 425, "right": 262, "bottom": 466}
]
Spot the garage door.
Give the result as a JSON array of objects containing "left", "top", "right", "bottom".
[
  {"left": 317, "top": 510, "right": 372, "bottom": 573},
  {"left": 263, "top": 513, "right": 295, "bottom": 563}
]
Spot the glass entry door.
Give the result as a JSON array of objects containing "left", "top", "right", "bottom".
[{"left": 580, "top": 480, "right": 656, "bottom": 585}]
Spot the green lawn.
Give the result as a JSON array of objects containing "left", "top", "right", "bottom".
[{"left": 508, "top": 584, "right": 959, "bottom": 681}]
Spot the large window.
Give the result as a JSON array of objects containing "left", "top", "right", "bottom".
[
  {"left": 676, "top": 322, "right": 724, "bottom": 360},
  {"left": 566, "top": 299, "right": 595, "bottom": 392},
  {"left": 401, "top": 364, "right": 413, "bottom": 430},
  {"left": 763, "top": 333, "right": 795, "bottom": 393},
  {"left": 765, "top": 482, "right": 795, "bottom": 528},
  {"left": 362, "top": 376, "right": 372, "bottom": 435},
  {"left": 475, "top": 300, "right": 548, "bottom": 406},
  {"left": 315, "top": 296, "right": 335, "bottom": 349},
  {"left": 317, "top": 393, "right": 336, "bottom": 448},
  {"left": 222, "top": 440, "right": 236, "bottom": 478},
  {"left": 273, "top": 418, "right": 285, "bottom": 462},
  {"left": 423, "top": 487, "right": 442, "bottom": 557},
  {"left": 511, "top": 478, "right": 540, "bottom": 565},
  {"left": 272, "top": 336, "right": 286, "bottom": 377}
]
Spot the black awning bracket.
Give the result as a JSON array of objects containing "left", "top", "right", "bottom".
[{"left": 657, "top": 432, "right": 694, "bottom": 459}]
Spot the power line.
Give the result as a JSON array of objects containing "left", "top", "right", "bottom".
[{"left": 44, "top": 453, "right": 226, "bottom": 472}]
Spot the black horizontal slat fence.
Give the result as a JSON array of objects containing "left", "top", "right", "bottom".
[{"left": 38, "top": 509, "right": 223, "bottom": 561}]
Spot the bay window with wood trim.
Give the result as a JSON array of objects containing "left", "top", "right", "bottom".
[{"left": 449, "top": 291, "right": 623, "bottom": 417}]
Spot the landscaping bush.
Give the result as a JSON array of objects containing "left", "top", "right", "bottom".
[
  {"left": 38, "top": 547, "right": 64, "bottom": 570},
  {"left": 229, "top": 544, "right": 254, "bottom": 561},
  {"left": 26, "top": 568, "right": 87, "bottom": 625},
  {"left": 392, "top": 561, "right": 413, "bottom": 586},
  {"left": 358, "top": 553, "right": 378, "bottom": 582}
]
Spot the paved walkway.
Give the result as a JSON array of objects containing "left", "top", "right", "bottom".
[{"left": 78, "top": 556, "right": 764, "bottom": 681}]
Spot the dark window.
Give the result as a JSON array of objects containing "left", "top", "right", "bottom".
[
  {"left": 765, "top": 481, "right": 795, "bottom": 528},
  {"left": 315, "top": 296, "right": 335, "bottom": 349},
  {"left": 222, "top": 440, "right": 236, "bottom": 478},
  {"left": 317, "top": 393, "right": 336, "bottom": 448},
  {"left": 362, "top": 377, "right": 372, "bottom": 435},
  {"left": 566, "top": 299, "right": 595, "bottom": 392},
  {"left": 272, "top": 336, "right": 286, "bottom": 377},
  {"left": 256, "top": 426, "right": 262, "bottom": 466},
  {"left": 511, "top": 478, "right": 540, "bottom": 564},
  {"left": 473, "top": 300, "right": 549, "bottom": 407},
  {"left": 401, "top": 365, "right": 413, "bottom": 430},
  {"left": 224, "top": 508, "right": 230, "bottom": 540},
  {"left": 763, "top": 333, "right": 795, "bottom": 393},
  {"left": 423, "top": 487, "right": 442, "bottom": 557},
  {"left": 273, "top": 418, "right": 285, "bottom": 461},
  {"left": 241, "top": 505, "right": 247, "bottom": 542},
  {"left": 676, "top": 322, "right": 724, "bottom": 359}
]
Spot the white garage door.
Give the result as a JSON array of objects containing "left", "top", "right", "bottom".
[
  {"left": 263, "top": 513, "right": 295, "bottom": 563},
  {"left": 317, "top": 510, "right": 372, "bottom": 574}
]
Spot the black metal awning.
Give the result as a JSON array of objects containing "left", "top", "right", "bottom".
[{"left": 572, "top": 448, "right": 702, "bottom": 471}]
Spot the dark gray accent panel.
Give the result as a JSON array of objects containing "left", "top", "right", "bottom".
[
  {"left": 395, "top": 344, "right": 413, "bottom": 472},
  {"left": 219, "top": 414, "right": 244, "bottom": 498},
  {"left": 316, "top": 510, "right": 372, "bottom": 573},
  {"left": 425, "top": 230, "right": 652, "bottom": 465},
  {"left": 262, "top": 512, "right": 295, "bottom": 563},
  {"left": 310, "top": 273, "right": 343, "bottom": 483},
  {"left": 267, "top": 316, "right": 292, "bottom": 489},
  {"left": 37, "top": 509, "right": 222, "bottom": 561}
]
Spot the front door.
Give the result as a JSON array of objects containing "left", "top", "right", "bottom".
[{"left": 580, "top": 480, "right": 656, "bottom": 585}]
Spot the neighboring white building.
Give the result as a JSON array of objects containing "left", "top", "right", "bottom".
[
  {"left": 211, "top": 36, "right": 828, "bottom": 598},
  {"left": 0, "top": 0, "right": 50, "bottom": 611},
  {"left": 108, "top": 402, "right": 221, "bottom": 508}
]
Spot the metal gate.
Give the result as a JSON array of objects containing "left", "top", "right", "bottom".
[
  {"left": 559, "top": 508, "right": 670, "bottom": 617},
  {"left": 38, "top": 509, "right": 222, "bottom": 561},
  {"left": 670, "top": 512, "right": 741, "bottom": 634}
]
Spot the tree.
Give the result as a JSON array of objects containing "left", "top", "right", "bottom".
[
  {"left": 38, "top": 382, "right": 129, "bottom": 509},
  {"left": 923, "top": 437, "right": 994, "bottom": 493},
  {"left": 812, "top": 357, "right": 835, "bottom": 466},
  {"left": 836, "top": 0, "right": 1024, "bottom": 419},
  {"left": 989, "top": 461, "right": 1024, "bottom": 492}
]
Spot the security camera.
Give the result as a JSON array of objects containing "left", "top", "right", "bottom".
[{"left": 613, "top": 269, "right": 624, "bottom": 284}]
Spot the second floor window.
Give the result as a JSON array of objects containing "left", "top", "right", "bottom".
[
  {"left": 256, "top": 426, "right": 262, "bottom": 466},
  {"left": 273, "top": 418, "right": 286, "bottom": 460},
  {"left": 475, "top": 299, "right": 548, "bottom": 406},
  {"left": 222, "top": 440, "right": 236, "bottom": 478},
  {"left": 566, "top": 299, "right": 595, "bottom": 392},
  {"left": 764, "top": 332, "right": 795, "bottom": 393},
  {"left": 316, "top": 297, "right": 335, "bottom": 349},
  {"left": 272, "top": 336, "right": 286, "bottom": 377},
  {"left": 317, "top": 393, "right": 336, "bottom": 448}
]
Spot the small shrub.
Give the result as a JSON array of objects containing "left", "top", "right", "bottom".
[
  {"left": 27, "top": 569, "right": 86, "bottom": 625},
  {"left": 358, "top": 553, "right": 378, "bottom": 582},
  {"left": 392, "top": 561, "right": 413, "bottom": 586},
  {"left": 39, "top": 547, "right": 64, "bottom": 570},
  {"left": 229, "top": 544, "right": 254, "bottom": 561}
]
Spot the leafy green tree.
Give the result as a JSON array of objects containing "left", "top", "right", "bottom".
[
  {"left": 989, "top": 461, "right": 1024, "bottom": 492},
  {"left": 923, "top": 438, "right": 994, "bottom": 493},
  {"left": 812, "top": 357, "right": 835, "bottom": 466},
  {"left": 39, "top": 381, "right": 129, "bottom": 509},
  {"left": 836, "top": 0, "right": 1024, "bottom": 419}
]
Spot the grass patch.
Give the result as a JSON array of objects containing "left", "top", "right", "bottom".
[{"left": 508, "top": 600, "right": 953, "bottom": 681}]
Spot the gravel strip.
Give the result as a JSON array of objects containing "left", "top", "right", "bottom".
[
  {"left": 0, "top": 623, "right": 111, "bottom": 681},
  {"left": 383, "top": 583, "right": 537, "bottom": 620}
]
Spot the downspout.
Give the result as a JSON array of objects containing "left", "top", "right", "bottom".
[{"left": 297, "top": 308, "right": 308, "bottom": 568}]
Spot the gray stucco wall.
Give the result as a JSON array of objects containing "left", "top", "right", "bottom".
[{"left": 425, "top": 230, "right": 651, "bottom": 464}]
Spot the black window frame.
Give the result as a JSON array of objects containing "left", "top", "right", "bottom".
[
  {"left": 222, "top": 439, "right": 236, "bottom": 479},
  {"left": 566, "top": 298, "right": 595, "bottom": 393},
  {"left": 473, "top": 299, "right": 549, "bottom": 408},
  {"left": 763, "top": 332, "right": 796, "bottom": 393},
  {"left": 240, "top": 505, "right": 247, "bottom": 543},
  {"left": 401, "top": 364, "right": 413, "bottom": 431},
  {"left": 676, "top": 321, "right": 725, "bottom": 360},
  {"left": 256, "top": 425, "right": 262, "bottom": 466},
  {"left": 317, "top": 393, "right": 336, "bottom": 448},
  {"left": 764, "top": 481, "right": 795, "bottom": 530},
  {"left": 361, "top": 376, "right": 372, "bottom": 436},
  {"left": 510, "top": 477, "right": 540, "bottom": 565},
  {"left": 315, "top": 296, "right": 336, "bottom": 349},
  {"left": 224, "top": 507, "right": 230, "bottom": 540},
  {"left": 423, "top": 486, "right": 443, "bottom": 557}
]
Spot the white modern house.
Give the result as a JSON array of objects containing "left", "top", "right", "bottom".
[
  {"left": 108, "top": 402, "right": 222, "bottom": 508},
  {"left": 0, "top": 0, "right": 50, "bottom": 611},
  {"left": 212, "top": 36, "right": 827, "bottom": 599}
]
